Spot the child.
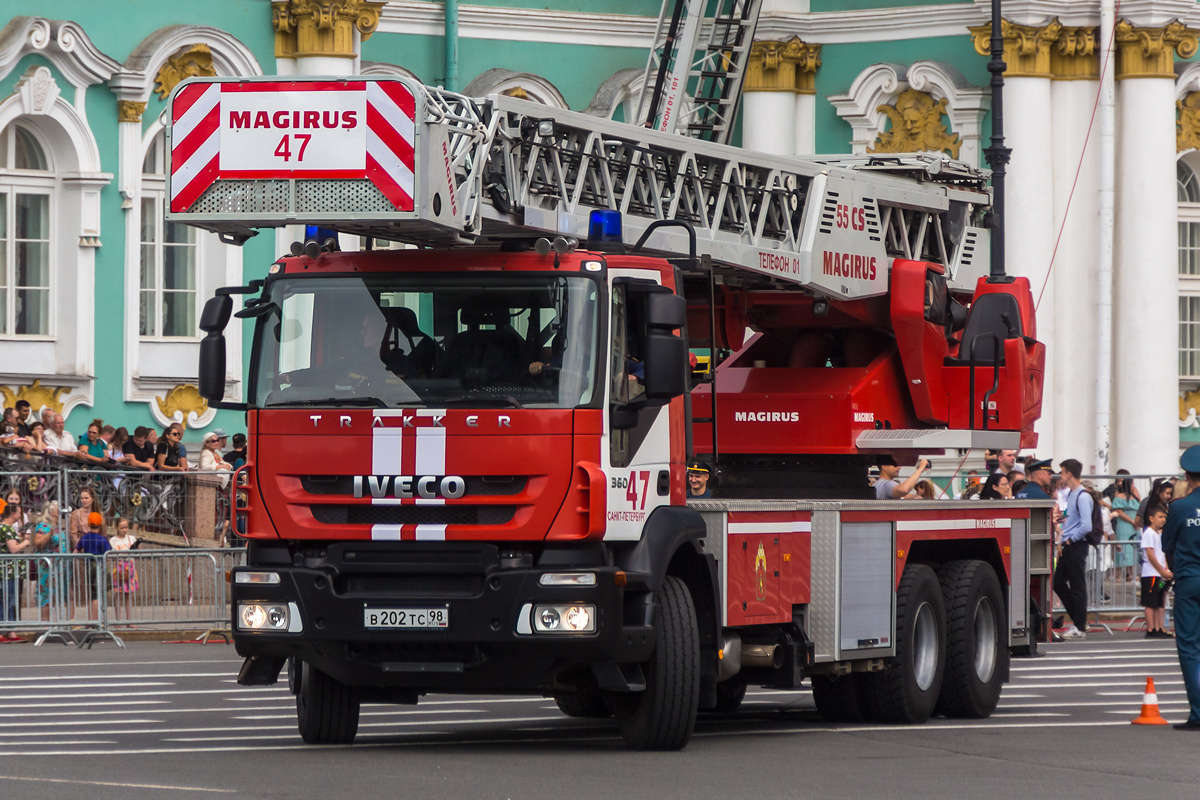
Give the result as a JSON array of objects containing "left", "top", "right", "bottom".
[
  {"left": 74, "top": 511, "right": 111, "bottom": 622},
  {"left": 1140, "top": 504, "right": 1174, "bottom": 638},
  {"left": 108, "top": 518, "right": 138, "bottom": 622}
]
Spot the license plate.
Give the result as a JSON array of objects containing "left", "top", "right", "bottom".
[{"left": 363, "top": 607, "right": 449, "bottom": 629}]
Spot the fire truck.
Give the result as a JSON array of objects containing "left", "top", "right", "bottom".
[{"left": 171, "top": 65, "right": 1052, "bottom": 750}]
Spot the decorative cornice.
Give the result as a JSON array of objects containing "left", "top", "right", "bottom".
[
  {"left": 111, "top": 26, "right": 263, "bottom": 104},
  {"left": 744, "top": 38, "right": 821, "bottom": 94},
  {"left": 272, "top": 0, "right": 386, "bottom": 60},
  {"left": 1050, "top": 26, "right": 1100, "bottom": 80},
  {"left": 1115, "top": 19, "right": 1199, "bottom": 79},
  {"left": 969, "top": 18, "right": 1064, "bottom": 78},
  {"left": 116, "top": 100, "right": 147, "bottom": 123}
]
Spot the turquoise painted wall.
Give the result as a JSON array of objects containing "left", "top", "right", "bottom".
[
  {"left": 364, "top": 33, "right": 645, "bottom": 110},
  {"left": 811, "top": 0, "right": 969, "bottom": 9},
  {"left": 11, "top": 0, "right": 276, "bottom": 64},
  {"left": 814, "top": 35, "right": 989, "bottom": 153}
]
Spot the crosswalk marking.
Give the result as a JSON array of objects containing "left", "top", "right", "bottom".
[{"left": 0, "top": 637, "right": 1187, "bottom": 755}]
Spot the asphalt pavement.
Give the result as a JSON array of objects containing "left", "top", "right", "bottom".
[{"left": 0, "top": 632, "right": 1197, "bottom": 799}]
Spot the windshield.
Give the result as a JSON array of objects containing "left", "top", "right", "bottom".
[{"left": 251, "top": 273, "right": 600, "bottom": 409}]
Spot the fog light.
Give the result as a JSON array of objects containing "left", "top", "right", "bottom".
[
  {"left": 267, "top": 607, "right": 287, "bottom": 628},
  {"left": 235, "top": 571, "right": 280, "bottom": 585},
  {"left": 539, "top": 607, "right": 560, "bottom": 630},
  {"left": 539, "top": 572, "right": 597, "bottom": 587}
]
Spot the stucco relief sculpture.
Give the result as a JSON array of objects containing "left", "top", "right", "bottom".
[
  {"left": 868, "top": 89, "right": 961, "bottom": 159},
  {"left": 154, "top": 43, "right": 217, "bottom": 99}
]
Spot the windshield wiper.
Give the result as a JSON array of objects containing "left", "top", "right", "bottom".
[
  {"left": 437, "top": 394, "right": 525, "bottom": 409},
  {"left": 276, "top": 397, "right": 389, "bottom": 408}
]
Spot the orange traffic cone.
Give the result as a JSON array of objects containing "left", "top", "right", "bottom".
[{"left": 1131, "top": 677, "right": 1170, "bottom": 726}]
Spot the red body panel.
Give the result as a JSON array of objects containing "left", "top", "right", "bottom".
[{"left": 724, "top": 511, "right": 811, "bottom": 626}]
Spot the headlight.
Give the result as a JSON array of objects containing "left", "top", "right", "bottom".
[
  {"left": 532, "top": 604, "right": 595, "bottom": 634},
  {"left": 238, "top": 603, "right": 290, "bottom": 631}
]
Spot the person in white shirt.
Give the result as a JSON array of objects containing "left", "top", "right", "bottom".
[
  {"left": 1141, "top": 504, "right": 1174, "bottom": 638},
  {"left": 41, "top": 414, "right": 78, "bottom": 455}
]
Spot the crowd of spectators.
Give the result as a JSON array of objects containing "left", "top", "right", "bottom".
[{"left": 0, "top": 399, "right": 246, "bottom": 474}]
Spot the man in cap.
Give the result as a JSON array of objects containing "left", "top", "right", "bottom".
[
  {"left": 687, "top": 463, "right": 712, "bottom": 498},
  {"left": 875, "top": 455, "right": 930, "bottom": 500},
  {"left": 1162, "top": 445, "right": 1200, "bottom": 730},
  {"left": 1016, "top": 459, "right": 1054, "bottom": 500}
]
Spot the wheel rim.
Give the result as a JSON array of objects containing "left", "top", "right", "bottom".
[
  {"left": 912, "top": 601, "right": 938, "bottom": 692},
  {"left": 973, "top": 596, "right": 997, "bottom": 683}
]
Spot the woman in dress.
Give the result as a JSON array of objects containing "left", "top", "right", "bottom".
[
  {"left": 1107, "top": 471, "right": 1140, "bottom": 581},
  {"left": 0, "top": 497, "right": 32, "bottom": 639},
  {"left": 31, "top": 502, "right": 65, "bottom": 622}
]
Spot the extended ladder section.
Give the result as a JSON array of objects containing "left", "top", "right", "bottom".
[
  {"left": 636, "top": 0, "right": 762, "bottom": 145},
  {"left": 166, "top": 76, "right": 992, "bottom": 300}
]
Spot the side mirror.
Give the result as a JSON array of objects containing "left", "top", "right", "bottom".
[
  {"left": 642, "top": 332, "right": 687, "bottom": 399},
  {"left": 646, "top": 293, "right": 686, "bottom": 330},
  {"left": 198, "top": 295, "right": 231, "bottom": 404}
]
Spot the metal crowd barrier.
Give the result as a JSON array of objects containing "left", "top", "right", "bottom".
[
  {"left": 0, "top": 548, "right": 244, "bottom": 648},
  {"left": 1052, "top": 539, "right": 1172, "bottom": 634}
]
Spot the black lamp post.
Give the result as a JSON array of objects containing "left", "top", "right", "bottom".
[{"left": 983, "top": 0, "right": 1014, "bottom": 283}]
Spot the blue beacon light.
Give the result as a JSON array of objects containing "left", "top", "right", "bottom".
[{"left": 588, "top": 210, "right": 623, "bottom": 244}]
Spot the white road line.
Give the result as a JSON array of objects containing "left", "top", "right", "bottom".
[
  {"left": 1014, "top": 680, "right": 1183, "bottom": 689},
  {"left": 0, "top": 700, "right": 168, "bottom": 710},
  {"left": 0, "top": 774, "right": 234, "bottom": 793},
  {"left": 1011, "top": 662, "right": 1180, "bottom": 672},
  {"left": 0, "top": 660, "right": 238, "bottom": 670},
  {"left": 4, "top": 682, "right": 176, "bottom": 691},
  {"left": 0, "top": 673, "right": 230, "bottom": 683},
  {"left": 232, "top": 709, "right": 483, "bottom": 720}
]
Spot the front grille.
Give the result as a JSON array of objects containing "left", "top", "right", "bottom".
[
  {"left": 301, "top": 475, "right": 527, "bottom": 497},
  {"left": 336, "top": 574, "right": 484, "bottom": 597},
  {"left": 311, "top": 505, "right": 516, "bottom": 526}
]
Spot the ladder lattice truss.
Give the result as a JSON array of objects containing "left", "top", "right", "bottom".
[{"left": 636, "top": 0, "right": 763, "bottom": 146}]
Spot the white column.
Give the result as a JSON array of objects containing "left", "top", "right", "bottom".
[
  {"left": 1002, "top": 76, "right": 1057, "bottom": 457},
  {"left": 794, "top": 93, "right": 815, "bottom": 155},
  {"left": 1113, "top": 75, "right": 1179, "bottom": 473},
  {"left": 1050, "top": 78, "right": 1101, "bottom": 467},
  {"left": 294, "top": 55, "right": 352, "bottom": 76},
  {"left": 742, "top": 91, "right": 796, "bottom": 155}
]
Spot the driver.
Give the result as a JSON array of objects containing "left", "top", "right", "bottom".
[{"left": 335, "top": 311, "right": 388, "bottom": 387}]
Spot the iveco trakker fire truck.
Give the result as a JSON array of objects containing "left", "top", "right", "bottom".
[{"left": 172, "top": 71, "right": 1051, "bottom": 750}]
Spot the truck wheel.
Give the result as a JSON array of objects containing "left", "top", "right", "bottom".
[
  {"left": 810, "top": 674, "right": 867, "bottom": 722},
  {"left": 936, "top": 560, "right": 1008, "bottom": 718},
  {"left": 711, "top": 675, "right": 748, "bottom": 714},
  {"left": 296, "top": 660, "right": 361, "bottom": 744},
  {"left": 614, "top": 576, "right": 700, "bottom": 750},
  {"left": 861, "top": 564, "right": 946, "bottom": 724},
  {"left": 554, "top": 688, "right": 612, "bottom": 718}
]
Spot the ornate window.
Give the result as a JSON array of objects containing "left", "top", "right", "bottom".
[
  {"left": 139, "top": 135, "right": 197, "bottom": 338},
  {"left": 0, "top": 124, "right": 53, "bottom": 337},
  {"left": 1180, "top": 157, "right": 1200, "bottom": 380}
]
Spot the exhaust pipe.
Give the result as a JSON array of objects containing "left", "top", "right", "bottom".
[{"left": 741, "top": 644, "right": 782, "bottom": 669}]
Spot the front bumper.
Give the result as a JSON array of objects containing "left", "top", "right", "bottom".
[{"left": 231, "top": 542, "right": 655, "bottom": 691}]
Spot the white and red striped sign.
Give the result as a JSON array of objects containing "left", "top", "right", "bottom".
[{"left": 169, "top": 79, "right": 416, "bottom": 213}]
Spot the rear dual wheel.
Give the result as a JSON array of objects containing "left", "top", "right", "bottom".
[{"left": 936, "top": 560, "right": 1007, "bottom": 718}]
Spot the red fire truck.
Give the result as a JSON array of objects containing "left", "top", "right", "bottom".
[{"left": 171, "top": 74, "right": 1052, "bottom": 750}]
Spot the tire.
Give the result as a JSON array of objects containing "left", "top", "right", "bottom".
[
  {"left": 554, "top": 688, "right": 612, "bottom": 718},
  {"left": 614, "top": 576, "right": 700, "bottom": 750},
  {"left": 860, "top": 564, "right": 946, "bottom": 724},
  {"left": 811, "top": 674, "right": 867, "bottom": 722},
  {"left": 711, "top": 675, "right": 748, "bottom": 714},
  {"left": 935, "top": 559, "right": 1008, "bottom": 718},
  {"left": 296, "top": 660, "right": 361, "bottom": 744}
]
